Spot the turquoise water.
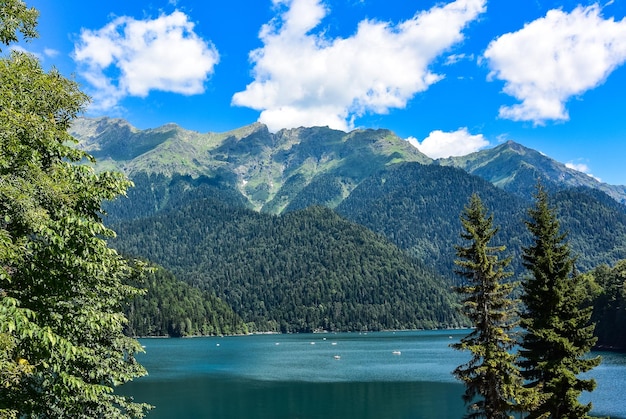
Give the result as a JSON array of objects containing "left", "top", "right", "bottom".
[{"left": 119, "top": 330, "right": 626, "bottom": 418}]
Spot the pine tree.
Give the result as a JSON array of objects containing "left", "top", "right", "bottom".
[
  {"left": 519, "top": 185, "right": 601, "bottom": 419},
  {"left": 452, "top": 194, "right": 524, "bottom": 419}
]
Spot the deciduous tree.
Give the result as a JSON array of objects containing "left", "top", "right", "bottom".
[{"left": 0, "top": 2, "right": 150, "bottom": 417}]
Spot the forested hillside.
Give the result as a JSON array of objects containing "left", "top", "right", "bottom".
[
  {"left": 336, "top": 162, "right": 626, "bottom": 277},
  {"left": 336, "top": 163, "right": 528, "bottom": 279},
  {"left": 124, "top": 263, "right": 248, "bottom": 337},
  {"left": 110, "top": 199, "right": 466, "bottom": 332}
]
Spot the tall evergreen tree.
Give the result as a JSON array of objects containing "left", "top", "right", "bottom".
[
  {"left": 452, "top": 194, "right": 523, "bottom": 419},
  {"left": 519, "top": 185, "right": 600, "bottom": 419}
]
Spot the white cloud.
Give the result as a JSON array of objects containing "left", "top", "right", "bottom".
[
  {"left": 565, "top": 161, "right": 601, "bottom": 181},
  {"left": 407, "top": 128, "right": 489, "bottom": 159},
  {"left": 73, "top": 11, "right": 219, "bottom": 111},
  {"left": 444, "top": 53, "right": 474, "bottom": 65},
  {"left": 233, "top": 0, "right": 486, "bottom": 132},
  {"left": 565, "top": 162, "right": 590, "bottom": 173},
  {"left": 44, "top": 48, "right": 59, "bottom": 58},
  {"left": 484, "top": 4, "right": 626, "bottom": 123}
]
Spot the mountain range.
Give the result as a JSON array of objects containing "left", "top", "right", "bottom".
[
  {"left": 69, "top": 117, "right": 626, "bottom": 334},
  {"left": 70, "top": 117, "right": 626, "bottom": 210}
]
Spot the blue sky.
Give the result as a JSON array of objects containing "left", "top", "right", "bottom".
[{"left": 16, "top": 0, "right": 626, "bottom": 185}]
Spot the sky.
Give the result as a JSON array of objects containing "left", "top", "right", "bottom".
[{"left": 13, "top": 0, "right": 626, "bottom": 185}]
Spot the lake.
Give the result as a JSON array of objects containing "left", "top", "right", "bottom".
[{"left": 119, "top": 330, "right": 626, "bottom": 418}]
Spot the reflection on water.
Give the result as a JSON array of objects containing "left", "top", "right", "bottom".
[
  {"left": 118, "top": 331, "right": 626, "bottom": 419},
  {"left": 127, "top": 378, "right": 464, "bottom": 419}
]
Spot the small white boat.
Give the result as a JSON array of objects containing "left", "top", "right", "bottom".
[
  {"left": 333, "top": 355, "right": 341, "bottom": 360},
  {"left": 392, "top": 350, "right": 401, "bottom": 355}
]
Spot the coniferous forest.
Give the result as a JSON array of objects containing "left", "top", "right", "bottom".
[
  {"left": 112, "top": 199, "right": 465, "bottom": 333},
  {"left": 104, "top": 170, "right": 626, "bottom": 352},
  {"left": 123, "top": 263, "right": 248, "bottom": 337},
  {"left": 91, "top": 160, "right": 626, "bottom": 346}
]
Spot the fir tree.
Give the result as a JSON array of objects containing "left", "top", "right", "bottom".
[
  {"left": 519, "top": 184, "right": 600, "bottom": 419},
  {"left": 452, "top": 194, "right": 524, "bottom": 419}
]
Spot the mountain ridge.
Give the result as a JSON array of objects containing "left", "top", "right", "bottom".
[
  {"left": 71, "top": 117, "right": 626, "bottom": 209},
  {"left": 436, "top": 140, "right": 626, "bottom": 204},
  {"left": 71, "top": 117, "right": 433, "bottom": 212}
]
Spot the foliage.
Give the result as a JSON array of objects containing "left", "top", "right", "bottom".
[
  {"left": 124, "top": 263, "right": 248, "bottom": 337},
  {"left": 336, "top": 163, "right": 530, "bottom": 280},
  {"left": 452, "top": 194, "right": 524, "bottom": 419},
  {"left": 103, "top": 172, "right": 251, "bottom": 223},
  {"left": 590, "top": 259, "right": 626, "bottom": 350},
  {"left": 0, "top": 0, "right": 38, "bottom": 49},
  {"left": 110, "top": 198, "right": 466, "bottom": 333},
  {"left": 337, "top": 163, "right": 626, "bottom": 281},
  {"left": 0, "top": 296, "right": 36, "bottom": 419},
  {"left": 518, "top": 185, "right": 600, "bottom": 419},
  {"left": 0, "top": 9, "right": 150, "bottom": 416}
]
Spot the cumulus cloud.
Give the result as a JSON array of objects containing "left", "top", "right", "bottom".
[
  {"left": 73, "top": 11, "right": 219, "bottom": 110},
  {"left": 407, "top": 128, "right": 489, "bottom": 159},
  {"left": 484, "top": 4, "right": 626, "bottom": 123},
  {"left": 232, "top": 0, "right": 486, "bottom": 132}
]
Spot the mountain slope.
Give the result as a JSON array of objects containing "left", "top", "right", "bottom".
[
  {"left": 109, "top": 198, "right": 465, "bottom": 332},
  {"left": 72, "top": 117, "right": 431, "bottom": 212},
  {"left": 337, "top": 162, "right": 626, "bottom": 277},
  {"left": 124, "top": 263, "right": 248, "bottom": 337},
  {"left": 436, "top": 140, "right": 626, "bottom": 204},
  {"left": 337, "top": 163, "right": 529, "bottom": 278}
]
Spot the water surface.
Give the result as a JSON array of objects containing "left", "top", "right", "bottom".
[{"left": 119, "top": 330, "right": 625, "bottom": 418}]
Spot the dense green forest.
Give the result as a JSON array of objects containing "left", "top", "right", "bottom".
[
  {"left": 124, "top": 263, "right": 248, "bottom": 337},
  {"left": 109, "top": 165, "right": 626, "bottom": 281},
  {"left": 110, "top": 199, "right": 466, "bottom": 333},
  {"left": 336, "top": 163, "right": 528, "bottom": 280},
  {"left": 100, "top": 164, "right": 626, "bottom": 341},
  {"left": 336, "top": 162, "right": 626, "bottom": 276},
  {"left": 591, "top": 259, "right": 626, "bottom": 350}
]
